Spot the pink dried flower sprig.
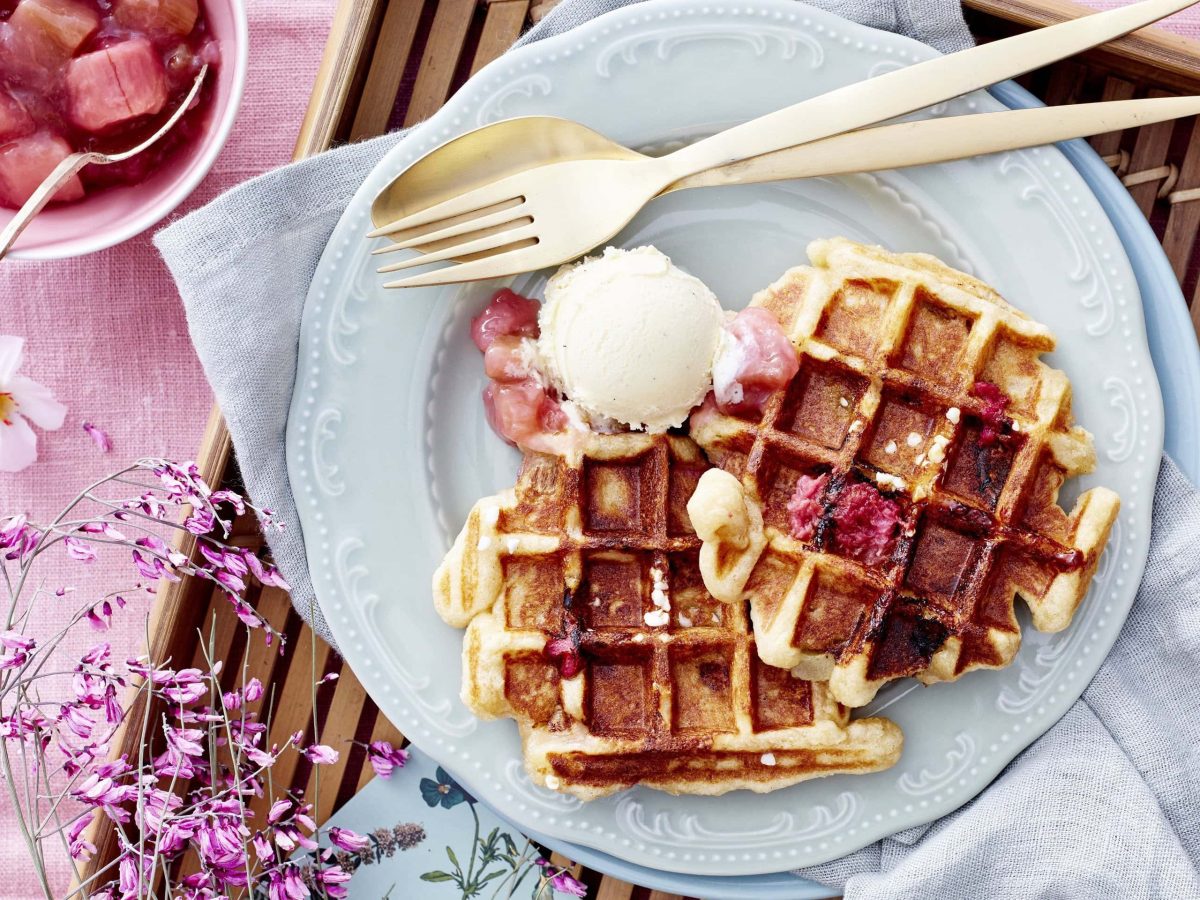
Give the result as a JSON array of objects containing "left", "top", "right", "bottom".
[
  {"left": 362, "top": 740, "right": 409, "bottom": 780},
  {"left": 0, "top": 458, "right": 356, "bottom": 900}
]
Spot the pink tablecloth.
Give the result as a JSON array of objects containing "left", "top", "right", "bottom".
[
  {"left": 1, "top": 1, "right": 1197, "bottom": 897},
  {"left": 0, "top": 2, "right": 335, "bottom": 895}
]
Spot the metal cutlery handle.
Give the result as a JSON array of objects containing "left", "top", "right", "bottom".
[
  {"left": 662, "top": 0, "right": 1196, "bottom": 180},
  {"left": 668, "top": 95, "right": 1200, "bottom": 192}
]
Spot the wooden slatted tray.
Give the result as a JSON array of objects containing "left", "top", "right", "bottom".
[{"left": 84, "top": 2, "right": 1200, "bottom": 897}]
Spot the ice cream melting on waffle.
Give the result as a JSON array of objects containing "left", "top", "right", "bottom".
[{"left": 689, "top": 238, "right": 1120, "bottom": 707}]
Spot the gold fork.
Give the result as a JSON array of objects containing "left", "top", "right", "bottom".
[{"left": 369, "top": 0, "right": 1196, "bottom": 288}]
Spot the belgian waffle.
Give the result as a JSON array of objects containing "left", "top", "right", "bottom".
[
  {"left": 434, "top": 431, "right": 902, "bottom": 799},
  {"left": 689, "top": 238, "right": 1120, "bottom": 708}
]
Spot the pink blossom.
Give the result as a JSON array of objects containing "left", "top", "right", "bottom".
[
  {"left": 81, "top": 643, "right": 111, "bottom": 666},
  {"left": 138, "top": 787, "right": 182, "bottom": 835},
  {"left": 103, "top": 685, "right": 122, "bottom": 724},
  {"left": 244, "top": 677, "right": 264, "bottom": 703},
  {"left": 184, "top": 507, "right": 216, "bottom": 536},
  {"left": 87, "top": 600, "right": 120, "bottom": 633},
  {"left": 132, "top": 549, "right": 172, "bottom": 582},
  {"left": 267, "top": 799, "right": 292, "bottom": 824},
  {"left": 61, "top": 704, "right": 96, "bottom": 738},
  {"left": 243, "top": 551, "right": 291, "bottom": 590},
  {"left": 266, "top": 866, "right": 309, "bottom": 900},
  {"left": 82, "top": 421, "right": 112, "bottom": 452},
  {"left": 1, "top": 648, "right": 30, "bottom": 670},
  {"left": 195, "top": 819, "right": 248, "bottom": 873},
  {"left": 243, "top": 744, "right": 276, "bottom": 767},
  {"left": 550, "top": 869, "right": 588, "bottom": 897},
  {"left": 317, "top": 865, "right": 352, "bottom": 897},
  {"left": 165, "top": 724, "right": 205, "bottom": 759},
  {"left": 80, "top": 521, "right": 125, "bottom": 539},
  {"left": 211, "top": 567, "right": 246, "bottom": 596},
  {"left": 0, "top": 514, "right": 39, "bottom": 561},
  {"left": 73, "top": 671, "right": 107, "bottom": 707},
  {"left": 0, "top": 336, "right": 67, "bottom": 473},
  {"left": 210, "top": 489, "right": 245, "bottom": 515},
  {"left": 230, "top": 598, "right": 263, "bottom": 629},
  {"left": 367, "top": 740, "right": 410, "bottom": 779},
  {"left": 67, "top": 814, "right": 96, "bottom": 861},
  {"left": 73, "top": 762, "right": 137, "bottom": 823},
  {"left": 252, "top": 831, "right": 274, "bottom": 861},
  {"left": 0, "top": 629, "right": 33, "bottom": 651},
  {"left": 328, "top": 826, "right": 370, "bottom": 852},
  {"left": 305, "top": 744, "right": 339, "bottom": 765},
  {"left": 64, "top": 535, "right": 98, "bottom": 562}
]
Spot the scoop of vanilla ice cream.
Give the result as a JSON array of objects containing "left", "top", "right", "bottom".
[{"left": 538, "top": 246, "right": 725, "bottom": 432}]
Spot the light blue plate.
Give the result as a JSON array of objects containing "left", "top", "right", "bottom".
[{"left": 513, "top": 76, "right": 1200, "bottom": 900}]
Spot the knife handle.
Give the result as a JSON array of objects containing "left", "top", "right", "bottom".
[
  {"left": 667, "top": 95, "right": 1200, "bottom": 192},
  {"left": 661, "top": 0, "right": 1197, "bottom": 180}
]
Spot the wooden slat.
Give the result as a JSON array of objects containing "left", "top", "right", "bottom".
[
  {"left": 646, "top": 891, "right": 687, "bottom": 900},
  {"left": 1123, "top": 88, "right": 1178, "bottom": 216},
  {"left": 296, "top": 0, "right": 388, "bottom": 154},
  {"left": 350, "top": 0, "right": 426, "bottom": 140},
  {"left": 472, "top": 0, "right": 529, "bottom": 74},
  {"left": 1041, "top": 59, "right": 1083, "bottom": 106},
  {"left": 303, "top": 661, "right": 370, "bottom": 824},
  {"left": 1160, "top": 115, "right": 1200, "bottom": 283},
  {"left": 1089, "top": 76, "right": 1136, "bottom": 164},
  {"left": 594, "top": 876, "right": 636, "bottom": 900},
  {"left": 965, "top": 0, "right": 1200, "bottom": 94},
  {"left": 404, "top": 0, "right": 477, "bottom": 125}
]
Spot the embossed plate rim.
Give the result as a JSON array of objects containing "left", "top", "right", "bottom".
[{"left": 286, "top": 0, "right": 1165, "bottom": 879}]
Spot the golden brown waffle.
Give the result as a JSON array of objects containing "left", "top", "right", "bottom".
[
  {"left": 435, "top": 431, "right": 902, "bottom": 799},
  {"left": 689, "top": 238, "right": 1121, "bottom": 708}
]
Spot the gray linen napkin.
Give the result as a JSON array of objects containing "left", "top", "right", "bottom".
[{"left": 155, "top": 1, "right": 1200, "bottom": 895}]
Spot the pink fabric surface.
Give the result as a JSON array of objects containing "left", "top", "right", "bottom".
[
  {"left": 0, "top": 0, "right": 1197, "bottom": 896},
  {"left": 0, "top": 2, "right": 335, "bottom": 896}
]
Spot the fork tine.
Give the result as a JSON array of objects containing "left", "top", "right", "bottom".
[
  {"left": 367, "top": 182, "right": 524, "bottom": 238},
  {"left": 375, "top": 223, "right": 538, "bottom": 275},
  {"left": 371, "top": 204, "right": 531, "bottom": 255},
  {"left": 383, "top": 244, "right": 544, "bottom": 289}
]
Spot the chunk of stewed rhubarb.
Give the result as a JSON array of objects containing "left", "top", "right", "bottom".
[
  {"left": 114, "top": 0, "right": 199, "bottom": 36},
  {"left": 831, "top": 482, "right": 900, "bottom": 567},
  {"left": 470, "top": 289, "right": 540, "bottom": 352},
  {"left": 786, "top": 472, "right": 829, "bottom": 542},
  {"left": 67, "top": 38, "right": 168, "bottom": 134},
  {"left": 0, "top": 131, "right": 85, "bottom": 207},
  {"left": 712, "top": 307, "right": 800, "bottom": 417},
  {"left": 971, "top": 380, "right": 1010, "bottom": 447},
  {"left": 8, "top": 0, "right": 99, "bottom": 66},
  {"left": 483, "top": 334, "right": 536, "bottom": 382},
  {"left": 483, "top": 379, "right": 567, "bottom": 452},
  {"left": 0, "top": 93, "right": 34, "bottom": 142}
]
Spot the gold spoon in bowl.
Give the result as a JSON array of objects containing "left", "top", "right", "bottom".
[{"left": 0, "top": 64, "right": 209, "bottom": 261}]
